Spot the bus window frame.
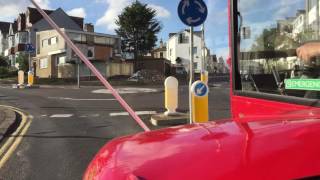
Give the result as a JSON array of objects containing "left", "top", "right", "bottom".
[{"left": 229, "top": 0, "right": 320, "bottom": 107}]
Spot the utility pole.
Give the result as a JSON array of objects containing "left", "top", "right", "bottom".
[
  {"left": 189, "top": 27, "right": 194, "bottom": 124},
  {"left": 77, "top": 58, "right": 80, "bottom": 88}
]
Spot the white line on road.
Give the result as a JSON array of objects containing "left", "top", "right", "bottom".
[
  {"left": 109, "top": 111, "right": 157, "bottom": 117},
  {"left": 48, "top": 97, "right": 116, "bottom": 101},
  {"left": 50, "top": 114, "right": 74, "bottom": 118}
]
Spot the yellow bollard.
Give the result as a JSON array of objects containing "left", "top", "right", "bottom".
[
  {"left": 191, "top": 81, "right": 209, "bottom": 123},
  {"left": 28, "top": 71, "right": 34, "bottom": 86},
  {"left": 164, "top": 76, "right": 179, "bottom": 116},
  {"left": 18, "top": 70, "right": 24, "bottom": 85},
  {"left": 201, "top": 70, "right": 208, "bottom": 84}
]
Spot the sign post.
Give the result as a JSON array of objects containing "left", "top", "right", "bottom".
[
  {"left": 191, "top": 81, "right": 209, "bottom": 123},
  {"left": 178, "top": 0, "right": 208, "bottom": 124},
  {"left": 26, "top": 43, "right": 35, "bottom": 86}
]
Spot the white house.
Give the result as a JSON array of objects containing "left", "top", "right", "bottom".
[
  {"left": 292, "top": 10, "right": 306, "bottom": 37},
  {"left": 166, "top": 29, "right": 206, "bottom": 73}
]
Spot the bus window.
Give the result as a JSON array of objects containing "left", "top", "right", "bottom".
[{"left": 237, "top": 0, "right": 320, "bottom": 100}]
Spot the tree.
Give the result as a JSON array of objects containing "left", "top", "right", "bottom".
[
  {"left": 16, "top": 54, "right": 28, "bottom": 71},
  {"left": 115, "top": 1, "right": 162, "bottom": 70},
  {"left": 0, "top": 55, "right": 8, "bottom": 67}
]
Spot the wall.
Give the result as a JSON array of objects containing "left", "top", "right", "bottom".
[
  {"left": 37, "top": 30, "right": 65, "bottom": 57},
  {"left": 36, "top": 55, "right": 52, "bottom": 78},
  {"left": 106, "top": 62, "right": 133, "bottom": 77}
]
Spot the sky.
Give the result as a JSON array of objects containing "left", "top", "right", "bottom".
[{"left": 0, "top": 0, "right": 229, "bottom": 59}]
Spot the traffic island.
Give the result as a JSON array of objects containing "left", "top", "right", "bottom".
[
  {"left": 0, "top": 107, "right": 17, "bottom": 142},
  {"left": 150, "top": 113, "right": 189, "bottom": 126}
]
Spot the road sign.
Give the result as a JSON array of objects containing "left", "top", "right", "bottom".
[
  {"left": 178, "top": 0, "right": 208, "bottom": 27},
  {"left": 26, "top": 44, "right": 35, "bottom": 53},
  {"left": 191, "top": 81, "right": 209, "bottom": 97}
]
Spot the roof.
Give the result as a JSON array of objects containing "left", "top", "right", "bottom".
[
  {"left": 152, "top": 47, "right": 166, "bottom": 52},
  {"left": 0, "top": 22, "right": 11, "bottom": 35},
  {"left": 169, "top": 29, "right": 202, "bottom": 38},
  {"left": 27, "top": 7, "right": 83, "bottom": 29},
  {"left": 27, "top": 7, "right": 54, "bottom": 24}
]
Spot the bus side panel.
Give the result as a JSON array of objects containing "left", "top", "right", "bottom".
[{"left": 231, "top": 95, "right": 315, "bottom": 120}]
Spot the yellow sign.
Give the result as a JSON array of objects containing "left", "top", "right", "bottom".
[{"left": 191, "top": 81, "right": 209, "bottom": 123}]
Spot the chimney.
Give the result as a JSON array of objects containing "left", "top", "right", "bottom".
[{"left": 84, "top": 23, "right": 94, "bottom": 32}]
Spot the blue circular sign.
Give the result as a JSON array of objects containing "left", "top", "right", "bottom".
[
  {"left": 178, "top": 0, "right": 208, "bottom": 27},
  {"left": 192, "top": 81, "right": 208, "bottom": 97}
]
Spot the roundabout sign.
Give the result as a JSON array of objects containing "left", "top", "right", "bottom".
[{"left": 178, "top": 0, "right": 208, "bottom": 27}]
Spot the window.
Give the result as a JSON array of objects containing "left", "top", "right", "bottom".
[
  {"left": 238, "top": 0, "right": 320, "bottom": 100},
  {"left": 68, "top": 32, "right": 82, "bottom": 42},
  {"left": 57, "top": 56, "right": 66, "bottom": 65},
  {"left": 178, "top": 33, "right": 189, "bottom": 44},
  {"left": 51, "top": 37, "right": 57, "bottom": 45},
  {"left": 42, "top": 39, "right": 49, "bottom": 47},
  {"left": 160, "top": 52, "right": 163, "bottom": 58},
  {"left": 193, "top": 47, "right": 197, "bottom": 55},
  {"left": 40, "top": 58, "right": 48, "bottom": 69}
]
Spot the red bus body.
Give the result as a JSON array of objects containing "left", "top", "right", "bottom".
[{"left": 84, "top": 0, "right": 320, "bottom": 179}]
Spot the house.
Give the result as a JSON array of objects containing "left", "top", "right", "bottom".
[
  {"left": 151, "top": 39, "right": 167, "bottom": 59},
  {"left": 292, "top": 10, "right": 306, "bottom": 38},
  {"left": 2, "top": 7, "right": 84, "bottom": 67},
  {"left": 0, "top": 22, "right": 11, "bottom": 57},
  {"left": 166, "top": 29, "right": 208, "bottom": 73},
  {"left": 34, "top": 27, "right": 121, "bottom": 79}
]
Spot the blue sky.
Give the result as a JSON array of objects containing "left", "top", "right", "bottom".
[{"left": 0, "top": 0, "right": 229, "bottom": 58}]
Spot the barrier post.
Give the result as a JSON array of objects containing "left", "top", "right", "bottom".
[
  {"left": 18, "top": 70, "right": 25, "bottom": 85},
  {"left": 191, "top": 81, "right": 209, "bottom": 123},
  {"left": 28, "top": 71, "right": 34, "bottom": 86},
  {"left": 164, "top": 76, "right": 179, "bottom": 116},
  {"left": 201, "top": 70, "right": 208, "bottom": 84}
]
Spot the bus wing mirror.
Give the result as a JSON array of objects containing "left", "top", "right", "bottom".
[{"left": 242, "top": 27, "right": 251, "bottom": 39}]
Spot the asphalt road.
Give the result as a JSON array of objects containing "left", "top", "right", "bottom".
[{"left": 0, "top": 83, "right": 230, "bottom": 180}]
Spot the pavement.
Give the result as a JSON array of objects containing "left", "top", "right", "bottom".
[
  {"left": 0, "top": 82, "right": 230, "bottom": 179},
  {"left": 0, "top": 107, "right": 16, "bottom": 142}
]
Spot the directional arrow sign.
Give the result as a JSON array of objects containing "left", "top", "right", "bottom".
[
  {"left": 192, "top": 81, "right": 209, "bottom": 97},
  {"left": 178, "top": 0, "right": 208, "bottom": 27}
]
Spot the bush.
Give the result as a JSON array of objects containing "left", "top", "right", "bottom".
[{"left": 0, "top": 67, "right": 8, "bottom": 76}]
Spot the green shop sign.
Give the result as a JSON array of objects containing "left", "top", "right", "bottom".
[{"left": 285, "top": 79, "right": 320, "bottom": 91}]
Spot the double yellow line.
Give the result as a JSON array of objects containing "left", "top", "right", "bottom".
[{"left": 0, "top": 105, "right": 32, "bottom": 169}]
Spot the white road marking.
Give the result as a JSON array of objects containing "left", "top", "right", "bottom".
[
  {"left": 50, "top": 114, "right": 73, "bottom": 118},
  {"left": 92, "top": 88, "right": 159, "bottom": 94},
  {"left": 48, "top": 97, "right": 115, "bottom": 101},
  {"left": 109, "top": 111, "right": 157, "bottom": 117}
]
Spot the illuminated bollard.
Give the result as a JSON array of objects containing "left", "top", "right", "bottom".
[
  {"left": 191, "top": 81, "right": 209, "bottom": 123},
  {"left": 164, "top": 76, "right": 179, "bottom": 116},
  {"left": 201, "top": 70, "right": 209, "bottom": 84},
  {"left": 18, "top": 70, "right": 25, "bottom": 85},
  {"left": 28, "top": 71, "right": 34, "bottom": 86}
]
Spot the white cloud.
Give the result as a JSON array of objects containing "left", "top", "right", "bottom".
[
  {"left": 0, "top": 0, "right": 51, "bottom": 22},
  {"left": 33, "top": 0, "right": 51, "bottom": 9},
  {"left": 96, "top": 0, "right": 134, "bottom": 32},
  {"left": 148, "top": 4, "right": 170, "bottom": 18},
  {"left": 67, "top": 8, "right": 86, "bottom": 18}
]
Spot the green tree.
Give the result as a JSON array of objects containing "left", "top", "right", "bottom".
[
  {"left": 115, "top": 1, "right": 162, "bottom": 70},
  {"left": 0, "top": 55, "right": 8, "bottom": 67},
  {"left": 251, "top": 28, "right": 298, "bottom": 51},
  {"left": 16, "top": 54, "right": 28, "bottom": 71}
]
